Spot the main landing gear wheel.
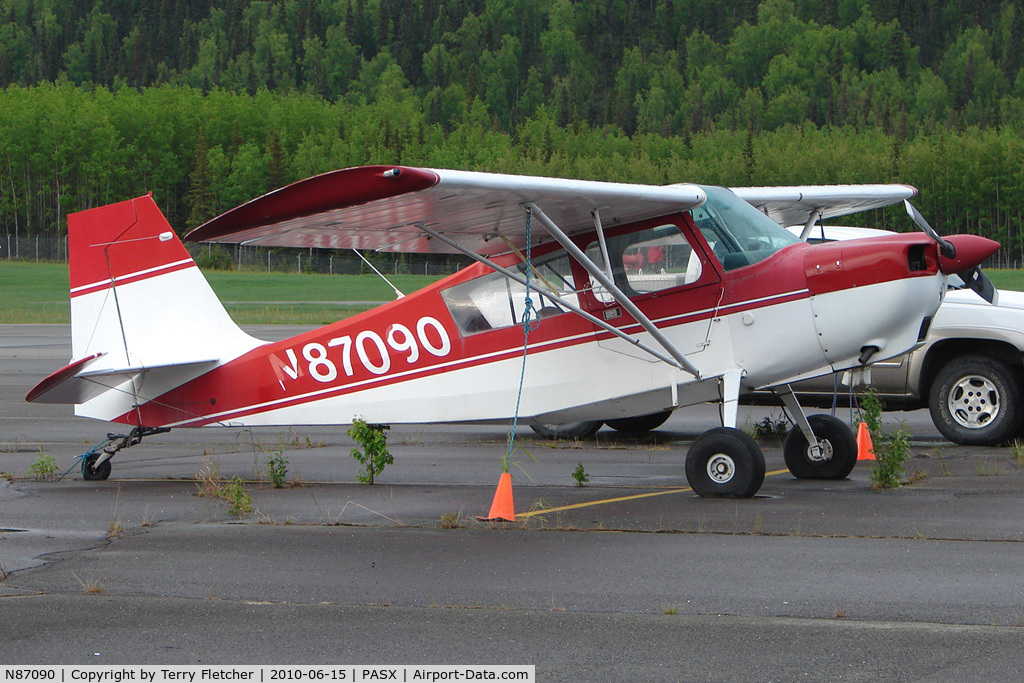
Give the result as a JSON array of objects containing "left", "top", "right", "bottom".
[
  {"left": 783, "top": 414, "right": 857, "bottom": 480},
  {"left": 685, "top": 427, "right": 765, "bottom": 498},
  {"left": 82, "top": 452, "right": 112, "bottom": 481},
  {"left": 529, "top": 421, "right": 603, "bottom": 439},
  {"left": 604, "top": 410, "right": 672, "bottom": 433}
]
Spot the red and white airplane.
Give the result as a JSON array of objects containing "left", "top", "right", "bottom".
[{"left": 26, "top": 167, "right": 997, "bottom": 496}]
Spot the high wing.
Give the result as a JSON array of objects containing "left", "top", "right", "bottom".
[
  {"left": 730, "top": 184, "right": 918, "bottom": 227},
  {"left": 185, "top": 166, "right": 707, "bottom": 256}
]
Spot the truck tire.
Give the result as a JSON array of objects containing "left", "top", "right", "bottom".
[{"left": 928, "top": 355, "right": 1023, "bottom": 446}]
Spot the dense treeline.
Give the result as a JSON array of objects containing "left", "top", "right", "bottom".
[
  {"left": 4, "top": 0, "right": 1022, "bottom": 133},
  {"left": 1, "top": 0, "right": 1024, "bottom": 264}
]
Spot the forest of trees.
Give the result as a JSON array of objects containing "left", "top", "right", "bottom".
[{"left": 2, "top": 0, "right": 1024, "bottom": 264}]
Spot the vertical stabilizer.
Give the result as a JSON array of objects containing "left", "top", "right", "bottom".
[{"left": 57, "top": 195, "right": 262, "bottom": 420}]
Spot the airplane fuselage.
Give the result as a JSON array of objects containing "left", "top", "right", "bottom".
[{"left": 94, "top": 211, "right": 945, "bottom": 430}]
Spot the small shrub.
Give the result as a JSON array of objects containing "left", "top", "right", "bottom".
[
  {"left": 29, "top": 450, "right": 57, "bottom": 481},
  {"left": 572, "top": 462, "right": 589, "bottom": 487},
  {"left": 267, "top": 448, "right": 289, "bottom": 488},
  {"left": 751, "top": 414, "right": 789, "bottom": 440},
  {"left": 222, "top": 476, "right": 252, "bottom": 516},
  {"left": 1012, "top": 440, "right": 1024, "bottom": 467},
  {"left": 871, "top": 421, "right": 912, "bottom": 489},
  {"left": 440, "top": 511, "right": 465, "bottom": 529},
  {"left": 858, "top": 386, "right": 884, "bottom": 444},
  {"left": 194, "top": 247, "right": 234, "bottom": 271},
  {"left": 348, "top": 418, "right": 392, "bottom": 485}
]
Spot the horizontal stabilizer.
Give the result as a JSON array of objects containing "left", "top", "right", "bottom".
[{"left": 26, "top": 356, "right": 218, "bottom": 405}]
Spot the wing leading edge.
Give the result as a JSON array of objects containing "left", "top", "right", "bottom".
[{"left": 185, "top": 166, "right": 708, "bottom": 256}]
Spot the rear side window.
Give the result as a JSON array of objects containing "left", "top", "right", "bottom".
[
  {"left": 441, "top": 251, "right": 580, "bottom": 336},
  {"left": 584, "top": 223, "right": 703, "bottom": 303}
]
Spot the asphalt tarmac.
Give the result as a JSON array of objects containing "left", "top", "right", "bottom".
[{"left": 2, "top": 325, "right": 1023, "bottom": 680}]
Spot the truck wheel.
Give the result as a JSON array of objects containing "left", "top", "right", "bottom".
[
  {"left": 605, "top": 410, "right": 672, "bottom": 433},
  {"left": 928, "top": 355, "right": 1023, "bottom": 446},
  {"left": 529, "top": 421, "right": 602, "bottom": 439}
]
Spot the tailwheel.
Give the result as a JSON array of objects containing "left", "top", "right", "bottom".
[
  {"left": 783, "top": 414, "right": 857, "bottom": 480},
  {"left": 685, "top": 427, "right": 765, "bottom": 498},
  {"left": 82, "top": 452, "right": 112, "bottom": 481}
]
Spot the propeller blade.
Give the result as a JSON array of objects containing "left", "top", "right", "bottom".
[{"left": 904, "top": 200, "right": 956, "bottom": 259}]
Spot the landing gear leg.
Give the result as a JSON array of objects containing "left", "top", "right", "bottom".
[
  {"left": 68, "top": 427, "right": 171, "bottom": 482},
  {"left": 776, "top": 385, "right": 856, "bottom": 480}
]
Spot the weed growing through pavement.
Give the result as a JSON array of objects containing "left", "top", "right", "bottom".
[
  {"left": 440, "top": 511, "right": 466, "bottom": 529},
  {"left": 28, "top": 449, "right": 57, "bottom": 481},
  {"left": 1011, "top": 441, "right": 1024, "bottom": 467},
  {"left": 195, "top": 450, "right": 222, "bottom": 497},
  {"left": 71, "top": 571, "right": 104, "bottom": 594},
  {"left": 222, "top": 476, "right": 252, "bottom": 516},
  {"left": 976, "top": 459, "right": 1001, "bottom": 477},
  {"left": 749, "top": 413, "right": 789, "bottom": 441},
  {"left": 860, "top": 388, "right": 913, "bottom": 489},
  {"left": 348, "top": 418, "right": 393, "bottom": 485},
  {"left": 267, "top": 447, "right": 289, "bottom": 488},
  {"left": 572, "top": 462, "right": 589, "bottom": 487},
  {"left": 871, "top": 421, "right": 912, "bottom": 489}
]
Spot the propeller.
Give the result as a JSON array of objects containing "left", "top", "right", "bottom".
[{"left": 904, "top": 200, "right": 956, "bottom": 259}]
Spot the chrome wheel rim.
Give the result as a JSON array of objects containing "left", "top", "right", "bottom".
[{"left": 948, "top": 374, "right": 1000, "bottom": 430}]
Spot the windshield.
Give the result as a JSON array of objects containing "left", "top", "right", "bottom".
[{"left": 693, "top": 186, "right": 801, "bottom": 271}]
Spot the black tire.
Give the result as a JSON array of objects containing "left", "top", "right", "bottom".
[
  {"left": 82, "top": 452, "right": 112, "bottom": 481},
  {"left": 529, "top": 421, "right": 603, "bottom": 439},
  {"left": 685, "top": 427, "right": 765, "bottom": 498},
  {"left": 783, "top": 414, "right": 857, "bottom": 480},
  {"left": 605, "top": 410, "right": 672, "bottom": 433},
  {"left": 928, "top": 355, "right": 1023, "bottom": 446}
]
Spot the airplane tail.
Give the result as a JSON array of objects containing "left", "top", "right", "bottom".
[{"left": 26, "top": 195, "right": 262, "bottom": 423}]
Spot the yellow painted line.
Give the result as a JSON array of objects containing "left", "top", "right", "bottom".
[{"left": 517, "top": 468, "right": 790, "bottom": 518}]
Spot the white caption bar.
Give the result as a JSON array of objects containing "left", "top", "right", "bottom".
[{"left": 0, "top": 667, "right": 534, "bottom": 683}]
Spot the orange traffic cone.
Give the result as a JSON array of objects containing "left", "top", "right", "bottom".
[
  {"left": 856, "top": 421, "right": 875, "bottom": 461},
  {"left": 478, "top": 472, "right": 516, "bottom": 522}
]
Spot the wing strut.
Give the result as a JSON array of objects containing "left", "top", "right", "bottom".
[
  {"left": 591, "top": 209, "right": 615, "bottom": 282},
  {"left": 797, "top": 209, "right": 823, "bottom": 241},
  {"left": 415, "top": 223, "right": 686, "bottom": 368},
  {"left": 525, "top": 203, "right": 702, "bottom": 380}
]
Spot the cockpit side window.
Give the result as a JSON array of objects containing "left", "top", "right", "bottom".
[
  {"left": 441, "top": 251, "right": 581, "bottom": 336},
  {"left": 584, "top": 222, "right": 704, "bottom": 304}
]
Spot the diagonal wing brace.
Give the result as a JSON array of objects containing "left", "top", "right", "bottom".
[
  {"left": 415, "top": 223, "right": 686, "bottom": 368},
  {"left": 526, "top": 202, "right": 702, "bottom": 380}
]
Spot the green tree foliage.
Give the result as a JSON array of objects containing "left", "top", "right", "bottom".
[{"left": 0, "top": 0, "right": 1023, "bottom": 265}]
